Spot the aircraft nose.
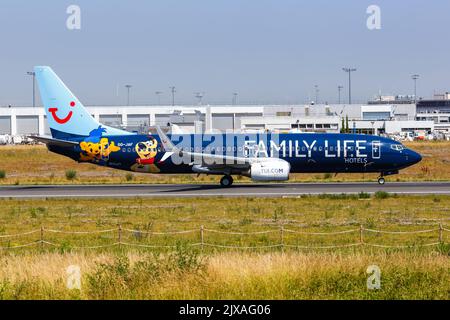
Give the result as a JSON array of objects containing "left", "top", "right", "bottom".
[{"left": 407, "top": 149, "right": 422, "bottom": 165}]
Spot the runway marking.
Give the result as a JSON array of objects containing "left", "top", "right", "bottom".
[
  {"left": 0, "top": 190, "right": 449, "bottom": 199},
  {"left": 0, "top": 182, "right": 449, "bottom": 198}
]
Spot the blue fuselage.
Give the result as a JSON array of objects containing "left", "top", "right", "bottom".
[{"left": 48, "top": 132, "right": 422, "bottom": 176}]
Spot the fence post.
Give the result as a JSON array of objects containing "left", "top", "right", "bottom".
[
  {"left": 439, "top": 223, "right": 443, "bottom": 243},
  {"left": 280, "top": 225, "right": 284, "bottom": 252},
  {"left": 118, "top": 224, "right": 122, "bottom": 248},
  {"left": 40, "top": 225, "right": 44, "bottom": 250},
  {"left": 360, "top": 225, "right": 364, "bottom": 245},
  {"left": 200, "top": 225, "right": 204, "bottom": 252}
]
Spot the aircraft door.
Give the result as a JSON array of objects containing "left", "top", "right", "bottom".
[{"left": 372, "top": 141, "right": 381, "bottom": 159}]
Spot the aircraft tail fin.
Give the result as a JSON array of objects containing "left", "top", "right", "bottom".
[{"left": 34, "top": 66, "right": 131, "bottom": 140}]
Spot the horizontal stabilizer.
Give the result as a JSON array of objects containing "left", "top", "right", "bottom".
[{"left": 28, "top": 135, "right": 79, "bottom": 147}]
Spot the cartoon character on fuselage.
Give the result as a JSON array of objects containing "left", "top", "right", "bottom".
[
  {"left": 131, "top": 138, "right": 160, "bottom": 173},
  {"left": 79, "top": 126, "right": 120, "bottom": 163}
]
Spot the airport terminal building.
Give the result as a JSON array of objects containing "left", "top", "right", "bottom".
[{"left": 0, "top": 102, "right": 445, "bottom": 137}]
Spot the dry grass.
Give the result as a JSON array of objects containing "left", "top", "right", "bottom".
[
  {"left": 0, "top": 195, "right": 448, "bottom": 299},
  {"left": 0, "top": 141, "right": 448, "bottom": 185},
  {"left": 0, "top": 251, "right": 448, "bottom": 299}
]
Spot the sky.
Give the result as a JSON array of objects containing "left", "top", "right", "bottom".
[{"left": 0, "top": 0, "right": 449, "bottom": 106}]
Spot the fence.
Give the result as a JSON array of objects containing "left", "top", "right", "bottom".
[{"left": 0, "top": 224, "right": 449, "bottom": 250}]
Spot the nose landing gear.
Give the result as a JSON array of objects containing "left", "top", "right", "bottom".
[
  {"left": 377, "top": 170, "right": 398, "bottom": 185},
  {"left": 220, "top": 175, "right": 233, "bottom": 187}
]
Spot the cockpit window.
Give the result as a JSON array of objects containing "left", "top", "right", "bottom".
[{"left": 390, "top": 144, "right": 404, "bottom": 151}]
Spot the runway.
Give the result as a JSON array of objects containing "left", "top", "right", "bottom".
[{"left": 0, "top": 182, "right": 449, "bottom": 198}]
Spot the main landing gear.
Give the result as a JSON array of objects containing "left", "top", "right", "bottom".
[
  {"left": 220, "top": 175, "right": 233, "bottom": 187},
  {"left": 377, "top": 177, "right": 385, "bottom": 185}
]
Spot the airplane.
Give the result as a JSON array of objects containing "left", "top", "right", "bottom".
[{"left": 30, "top": 66, "right": 422, "bottom": 187}]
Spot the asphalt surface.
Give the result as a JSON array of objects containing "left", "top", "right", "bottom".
[{"left": 0, "top": 182, "right": 449, "bottom": 198}]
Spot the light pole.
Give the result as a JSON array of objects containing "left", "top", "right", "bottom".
[
  {"left": 194, "top": 92, "right": 204, "bottom": 105},
  {"left": 342, "top": 67, "right": 357, "bottom": 104},
  {"left": 125, "top": 85, "right": 132, "bottom": 106},
  {"left": 232, "top": 92, "right": 238, "bottom": 105},
  {"left": 314, "top": 85, "right": 319, "bottom": 104},
  {"left": 26, "top": 71, "right": 36, "bottom": 107},
  {"left": 338, "top": 85, "right": 343, "bottom": 104},
  {"left": 169, "top": 86, "right": 176, "bottom": 106},
  {"left": 155, "top": 91, "right": 163, "bottom": 105},
  {"left": 412, "top": 74, "right": 419, "bottom": 103}
]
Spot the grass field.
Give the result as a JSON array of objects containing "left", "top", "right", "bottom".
[
  {"left": 0, "top": 141, "right": 448, "bottom": 184},
  {"left": 0, "top": 195, "right": 449, "bottom": 299}
]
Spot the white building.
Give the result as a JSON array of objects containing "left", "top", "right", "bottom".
[
  {"left": 239, "top": 104, "right": 433, "bottom": 134},
  {"left": 0, "top": 103, "right": 435, "bottom": 136}
]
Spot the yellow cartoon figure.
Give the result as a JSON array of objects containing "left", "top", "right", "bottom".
[
  {"left": 131, "top": 138, "right": 160, "bottom": 173},
  {"left": 79, "top": 138, "right": 120, "bottom": 162}
]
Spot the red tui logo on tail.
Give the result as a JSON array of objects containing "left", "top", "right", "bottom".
[{"left": 48, "top": 101, "right": 75, "bottom": 124}]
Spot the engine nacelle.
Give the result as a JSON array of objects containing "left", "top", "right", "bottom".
[{"left": 250, "top": 159, "right": 290, "bottom": 181}]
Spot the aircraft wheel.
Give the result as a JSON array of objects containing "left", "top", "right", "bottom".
[
  {"left": 220, "top": 175, "right": 233, "bottom": 187},
  {"left": 377, "top": 177, "right": 385, "bottom": 185}
]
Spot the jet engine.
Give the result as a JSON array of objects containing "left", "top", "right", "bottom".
[{"left": 249, "top": 159, "right": 290, "bottom": 181}]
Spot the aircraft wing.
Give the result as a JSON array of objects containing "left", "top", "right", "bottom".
[
  {"left": 156, "top": 126, "right": 254, "bottom": 166},
  {"left": 28, "top": 135, "right": 79, "bottom": 147}
]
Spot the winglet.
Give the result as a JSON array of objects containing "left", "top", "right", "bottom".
[
  {"left": 155, "top": 126, "right": 176, "bottom": 163},
  {"left": 156, "top": 126, "right": 176, "bottom": 152}
]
